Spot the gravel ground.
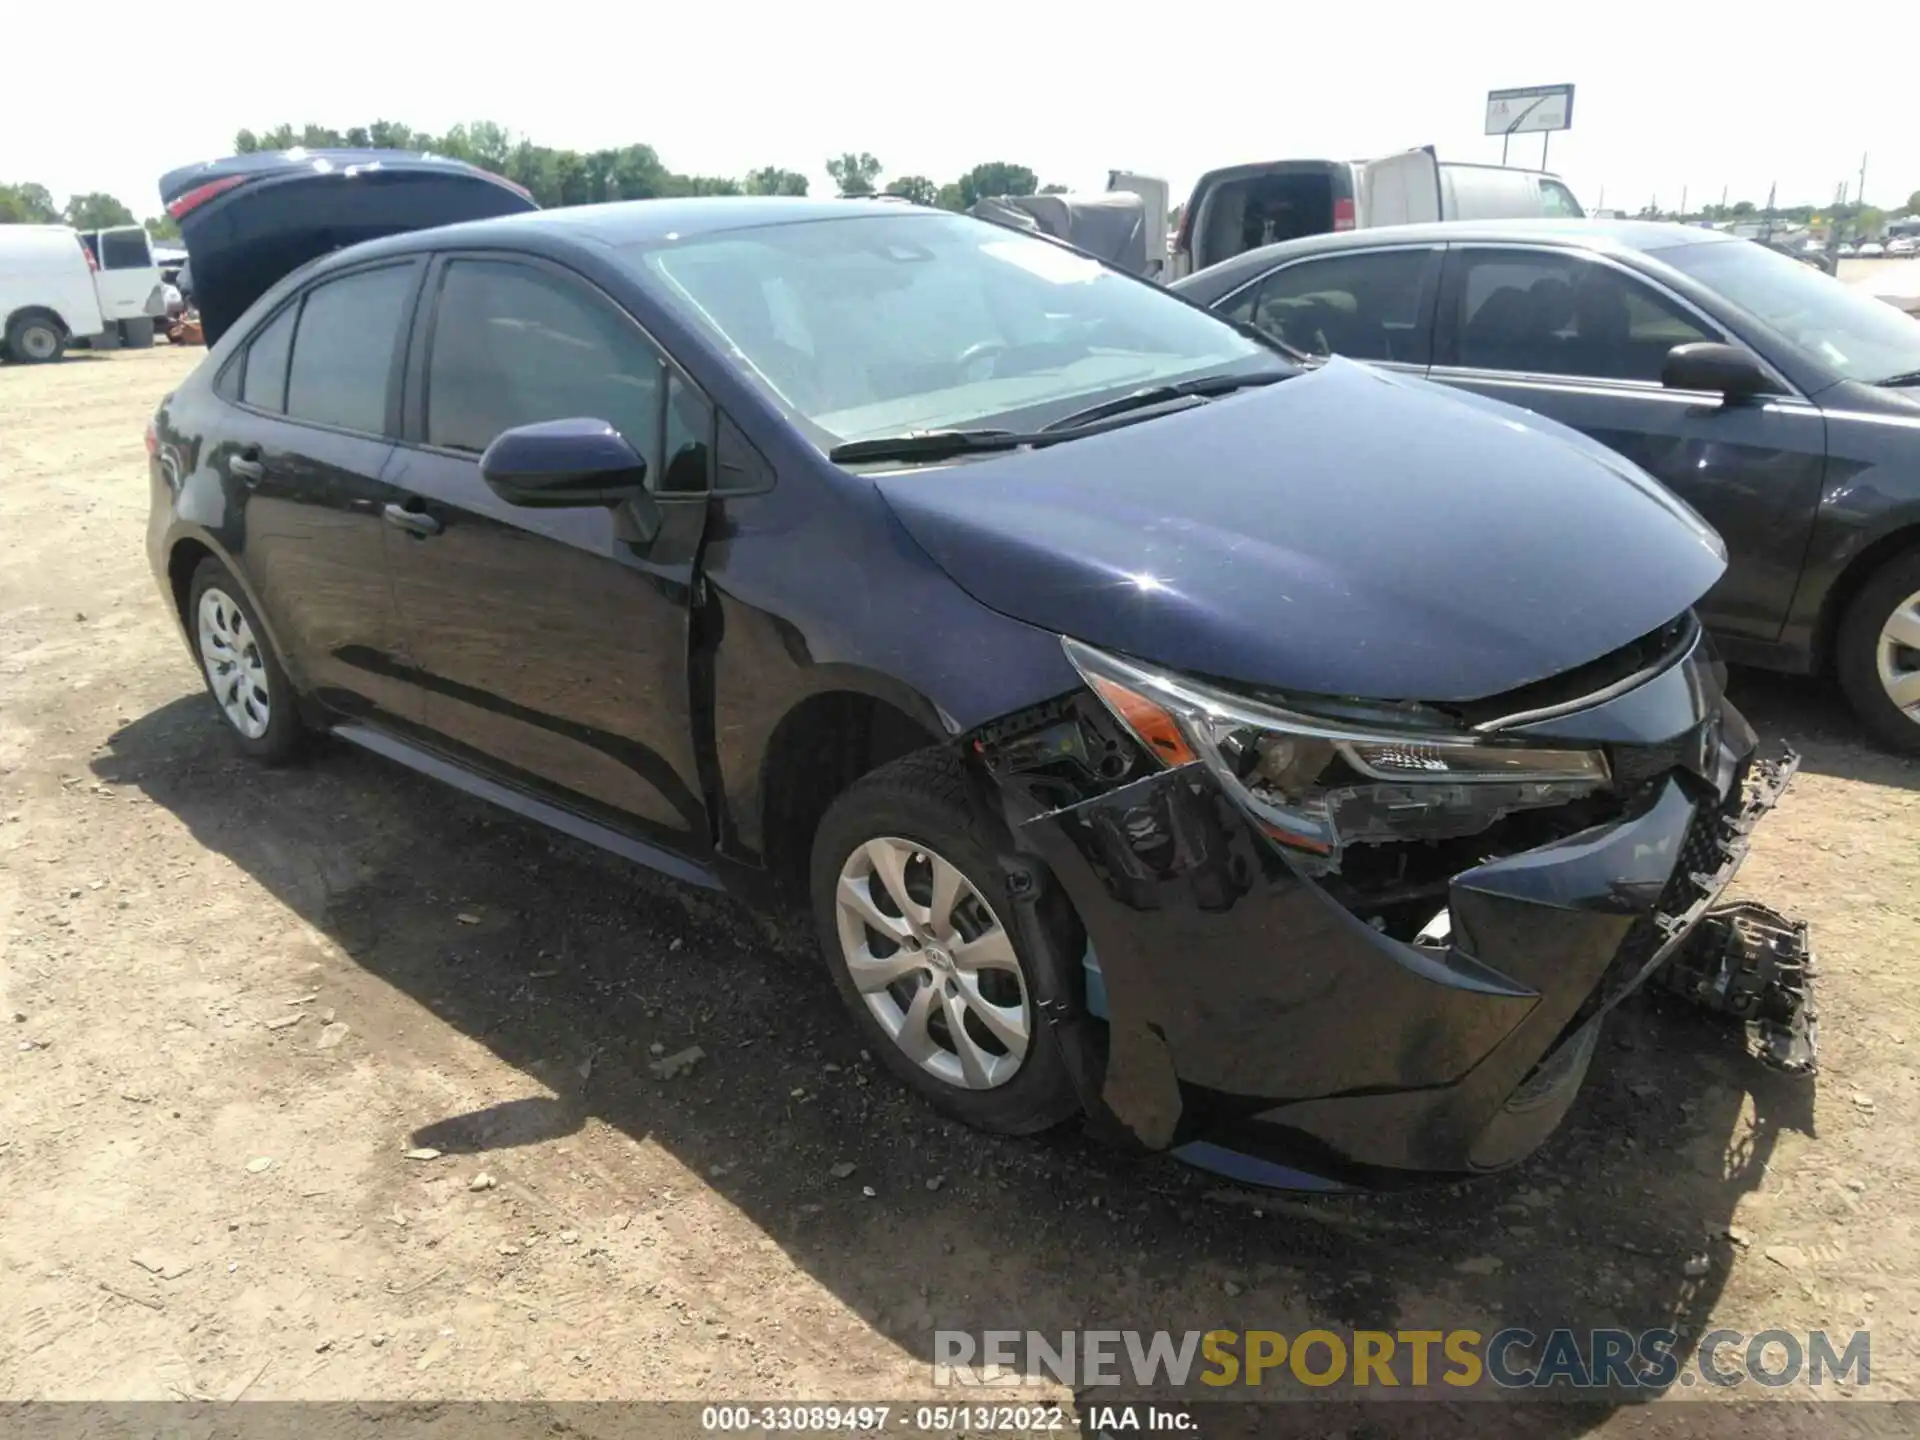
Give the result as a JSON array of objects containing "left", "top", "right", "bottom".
[{"left": 3, "top": 347, "right": 1918, "bottom": 1430}]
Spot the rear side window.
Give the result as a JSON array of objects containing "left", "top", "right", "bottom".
[
  {"left": 100, "top": 230, "right": 152, "bottom": 269},
  {"left": 1219, "top": 249, "right": 1435, "bottom": 365},
  {"left": 424, "top": 259, "right": 666, "bottom": 471},
  {"left": 241, "top": 306, "right": 295, "bottom": 412},
  {"left": 284, "top": 265, "right": 416, "bottom": 435}
]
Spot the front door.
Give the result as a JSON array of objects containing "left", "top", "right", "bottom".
[
  {"left": 381, "top": 254, "right": 712, "bottom": 852},
  {"left": 221, "top": 260, "right": 426, "bottom": 723},
  {"left": 1428, "top": 245, "right": 1827, "bottom": 643}
]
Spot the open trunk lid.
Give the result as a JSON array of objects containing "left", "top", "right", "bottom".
[{"left": 158, "top": 149, "right": 538, "bottom": 344}]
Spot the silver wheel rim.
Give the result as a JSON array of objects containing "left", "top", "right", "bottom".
[
  {"left": 19, "top": 325, "right": 57, "bottom": 360},
  {"left": 833, "top": 837, "right": 1030, "bottom": 1090},
  {"left": 196, "top": 587, "right": 272, "bottom": 740},
  {"left": 1876, "top": 588, "right": 1920, "bottom": 724}
]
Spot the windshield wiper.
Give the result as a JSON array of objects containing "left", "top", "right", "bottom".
[
  {"left": 1039, "top": 369, "right": 1291, "bottom": 432},
  {"left": 1872, "top": 369, "right": 1920, "bottom": 388},
  {"left": 828, "top": 429, "right": 1034, "bottom": 464}
]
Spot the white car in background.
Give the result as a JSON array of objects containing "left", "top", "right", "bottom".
[
  {"left": 1889, "top": 237, "right": 1918, "bottom": 258},
  {"left": 1857, "top": 241, "right": 1887, "bottom": 258},
  {"left": 76, "top": 226, "right": 167, "bottom": 347},
  {"left": 0, "top": 224, "right": 106, "bottom": 362}
]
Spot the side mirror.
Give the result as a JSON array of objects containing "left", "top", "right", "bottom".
[
  {"left": 479, "top": 418, "right": 649, "bottom": 508},
  {"left": 1661, "top": 342, "right": 1773, "bottom": 404}
]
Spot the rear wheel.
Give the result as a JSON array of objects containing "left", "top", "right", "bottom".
[
  {"left": 4, "top": 313, "right": 65, "bottom": 364},
  {"left": 1836, "top": 547, "right": 1920, "bottom": 754},
  {"left": 810, "top": 749, "right": 1082, "bottom": 1135},
  {"left": 187, "top": 559, "right": 306, "bottom": 763},
  {"left": 120, "top": 317, "right": 156, "bottom": 349}
]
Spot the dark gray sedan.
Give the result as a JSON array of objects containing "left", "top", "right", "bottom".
[{"left": 1173, "top": 219, "right": 1920, "bottom": 751}]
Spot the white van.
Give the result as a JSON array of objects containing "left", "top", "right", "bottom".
[
  {"left": 77, "top": 226, "right": 168, "bottom": 348},
  {"left": 0, "top": 225, "right": 106, "bottom": 363},
  {"left": 1169, "top": 149, "right": 1584, "bottom": 277}
]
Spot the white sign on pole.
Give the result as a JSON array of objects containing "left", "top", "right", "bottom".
[{"left": 1485, "top": 84, "right": 1575, "bottom": 136}]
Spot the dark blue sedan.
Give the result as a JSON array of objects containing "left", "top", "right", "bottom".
[{"left": 146, "top": 153, "right": 1806, "bottom": 1188}]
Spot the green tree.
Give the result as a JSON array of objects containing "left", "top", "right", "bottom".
[
  {"left": 746, "top": 166, "right": 810, "bottom": 196},
  {"left": 883, "top": 175, "right": 937, "bottom": 205},
  {"left": 956, "top": 162, "right": 1038, "bottom": 208},
  {"left": 826, "top": 152, "right": 882, "bottom": 197},
  {"left": 935, "top": 181, "right": 967, "bottom": 212},
  {"left": 1039, "top": 182, "right": 1069, "bottom": 195},
  {"left": 144, "top": 214, "right": 181, "bottom": 242},
  {"left": 63, "top": 192, "right": 137, "bottom": 229},
  {"left": 0, "top": 182, "right": 59, "bottom": 223},
  {"left": 1906, "top": 190, "right": 1920, "bottom": 216}
]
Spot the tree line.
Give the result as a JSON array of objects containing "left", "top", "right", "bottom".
[{"left": 3, "top": 120, "right": 1076, "bottom": 241}]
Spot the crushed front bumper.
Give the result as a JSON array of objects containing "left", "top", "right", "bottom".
[{"left": 990, "top": 634, "right": 1803, "bottom": 1187}]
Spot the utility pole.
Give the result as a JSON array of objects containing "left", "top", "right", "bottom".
[
  {"left": 1680, "top": 185, "right": 1689, "bottom": 219},
  {"left": 1858, "top": 152, "right": 1868, "bottom": 207}
]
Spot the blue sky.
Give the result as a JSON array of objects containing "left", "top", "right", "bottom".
[{"left": 8, "top": 1, "right": 1916, "bottom": 220}]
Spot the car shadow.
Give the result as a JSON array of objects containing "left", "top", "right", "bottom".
[
  {"left": 95, "top": 695, "right": 1821, "bottom": 1429},
  {"left": 1727, "top": 666, "right": 1919, "bottom": 791}
]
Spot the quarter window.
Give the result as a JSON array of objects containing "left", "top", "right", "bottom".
[
  {"left": 100, "top": 230, "right": 152, "bottom": 269},
  {"left": 283, "top": 265, "right": 416, "bottom": 434},
  {"left": 424, "top": 259, "right": 666, "bottom": 475},
  {"left": 1219, "top": 250, "right": 1434, "bottom": 365},
  {"left": 240, "top": 306, "right": 295, "bottom": 413},
  {"left": 1447, "top": 251, "right": 1715, "bottom": 383}
]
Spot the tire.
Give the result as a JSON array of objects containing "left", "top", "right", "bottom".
[
  {"left": 186, "top": 558, "right": 306, "bottom": 764},
  {"left": 810, "top": 748, "right": 1083, "bottom": 1136},
  {"left": 4, "top": 313, "right": 65, "bottom": 364},
  {"left": 1835, "top": 546, "right": 1920, "bottom": 754},
  {"left": 120, "top": 317, "right": 156, "bottom": 349}
]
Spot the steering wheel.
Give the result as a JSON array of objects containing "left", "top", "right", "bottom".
[{"left": 954, "top": 340, "right": 1008, "bottom": 380}]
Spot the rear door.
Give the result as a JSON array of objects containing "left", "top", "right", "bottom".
[
  {"left": 1207, "top": 244, "right": 1441, "bottom": 372},
  {"left": 1106, "top": 171, "right": 1170, "bottom": 280},
  {"left": 1357, "top": 149, "right": 1441, "bottom": 228},
  {"left": 89, "top": 227, "right": 162, "bottom": 321},
  {"left": 217, "top": 258, "right": 426, "bottom": 723},
  {"left": 1428, "top": 244, "right": 1827, "bottom": 643},
  {"left": 380, "top": 253, "right": 713, "bottom": 851}
]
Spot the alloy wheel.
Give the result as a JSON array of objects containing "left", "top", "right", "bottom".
[
  {"left": 196, "top": 587, "right": 272, "bottom": 740},
  {"left": 1876, "top": 587, "right": 1920, "bottom": 725},
  {"left": 833, "top": 837, "right": 1030, "bottom": 1091}
]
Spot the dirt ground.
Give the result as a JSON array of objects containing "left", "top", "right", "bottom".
[{"left": 3, "top": 347, "right": 1919, "bottom": 1427}]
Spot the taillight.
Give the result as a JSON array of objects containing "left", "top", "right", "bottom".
[
  {"left": 166, "top": 174, "right": 247, "bottom": 220},
  {"left": 144, "top": 418, "right": 160, "bottom": 458},
  {"left": 78, "top": 238, "right": 98, "bottom": 272},
  {"left": 1333, "top": 198, "right": 1356, "bottom": 232},
  {"left": 1173, "top": 203, "right": 1195, "bottom": 257}
]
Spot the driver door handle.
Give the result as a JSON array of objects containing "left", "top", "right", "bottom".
[{"left": 382, "top": 502, "right": 443, "bottom": 538}]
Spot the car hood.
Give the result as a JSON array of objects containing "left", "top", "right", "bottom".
[{"left": 874, "top": 359, "right": 1726, "bottom": 704}]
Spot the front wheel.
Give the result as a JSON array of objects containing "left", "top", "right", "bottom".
[
  {"left": 187, "top": 558, "right": 306, "bottom": 763},
  {"left": 810, "top": 749, "right": 1082, "bottom": 1136},
  {"left": 1835, "top": 547, "right": 1920, "bottom": 754}
]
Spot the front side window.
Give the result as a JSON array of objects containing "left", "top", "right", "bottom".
[
  {"left": 1539, "top": 180, "right": 1584, "bottom": 218},
  {"left": 1447, "top": 250, "right": 1714, "bottom": 383},
  {"left": 284, "top": 265, "right": 416, "bottom": 434},
  {"left": 1220, "top": 250, "right": 1434, "bottom": 364},
  {"left": 1653, "top": 237, "right": 1920, "bottom": 386},
  {"left": 425, "top": 259, "right": 666, "bottom": 473},
  {"left": 624, "top": 211, "right": 1275, "bottom": 446}
]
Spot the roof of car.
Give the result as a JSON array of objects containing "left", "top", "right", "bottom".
[
  {"left": 1189, "top": 219, "right": 1735, "bottom": 281},
  {"left": 431, "top": 194, "right": 929, "bottom": 247}
]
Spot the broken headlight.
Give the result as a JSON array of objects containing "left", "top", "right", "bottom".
[{"left": 1063, "top": 637, "right": 1610, "bottom": 866}]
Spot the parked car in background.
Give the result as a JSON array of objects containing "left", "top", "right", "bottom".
[
  {"left": 1889, "top": 237, "right": 1917, "bottom": 258},
  {"left": 1173, "top": 219, "right": 1920, "bottom": 751},
  {"left": 1169, "top": 150, "right": 1582, "bottom": 277},
  {"left": 76, "top": 225, "right": 168, "bottom": 348},
  {"left": 1839, "top": 242, "right": 1858, "bottom": 257},
  {"left": 1858, "top": 242, "right": 1886, "bottom": 258},
  {"left": 0, "top": 223, "right": 106, "bottom": 362},
  {"left": 147, "top": 153, "right": 1800, "bottom": 1188}
]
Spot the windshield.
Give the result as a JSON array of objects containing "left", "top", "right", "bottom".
[
  {"left": 1653, "top": 238, "right": 1920, "bottom": 385},
  {"left": 624, "top": 211, "right": 1275, "bottom": 445}
]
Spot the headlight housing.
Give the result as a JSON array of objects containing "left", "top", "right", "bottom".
[{"left": 1063, "top": 637, "right": 1610, "bottom": 867}]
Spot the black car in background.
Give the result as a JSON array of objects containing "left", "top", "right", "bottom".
[
  {"left": 1174, "top": 220, "right": 1920, "bottom": 752},
  {"left": 147, "top": 154, "right": 1803, "bottom": 1190}
]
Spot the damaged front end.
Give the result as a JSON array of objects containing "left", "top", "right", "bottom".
[{"left": 973, "top": 614, "right": 1812, "bottom": 1188}]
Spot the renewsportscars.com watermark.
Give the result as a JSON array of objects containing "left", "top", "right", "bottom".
[{"left": 934, "top": 1328, "right": 1871, "bottom": 1391}]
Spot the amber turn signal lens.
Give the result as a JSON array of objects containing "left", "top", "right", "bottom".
[{"left": 1086, "top": 673, "right": 1197, "bottom": 767}]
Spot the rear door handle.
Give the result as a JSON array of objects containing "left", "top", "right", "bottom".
[
  {"left": 229, "top": 450, "right": 263, "bottom": 481},
  {"left": 382, "top": 502, "right": 443, "bottom": 538}
]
